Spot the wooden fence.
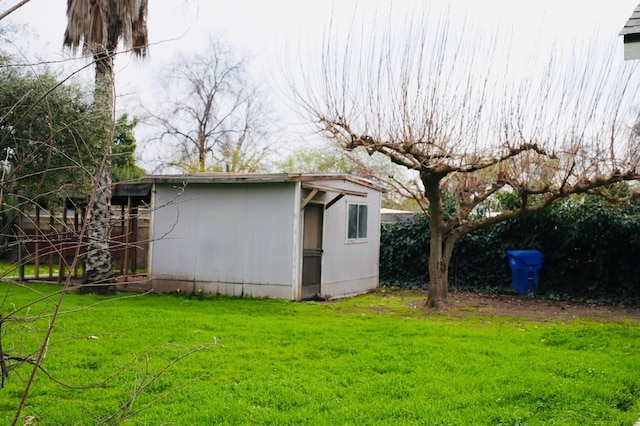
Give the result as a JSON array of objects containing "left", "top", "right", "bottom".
[{"left": 7, "top": 206, "right": 149, "bottom": 282}]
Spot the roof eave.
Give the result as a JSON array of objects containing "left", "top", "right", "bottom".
[{"left": 146, "top": 172, "right": 388, "bottom": 192}]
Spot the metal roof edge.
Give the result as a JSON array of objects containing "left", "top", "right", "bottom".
[
  {"left": 144, "top": 173, "right": 387, "bottom": 192},
  {"left": 296, "top": 173, "right": 388, "bottom": 193}
]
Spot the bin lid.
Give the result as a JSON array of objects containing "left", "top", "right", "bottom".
[
  {"left": 507, "top": 250, "right": 543, "bottom": 267},
  {"left": 507, "top": 250, "right": 543, "bottom": 256}
]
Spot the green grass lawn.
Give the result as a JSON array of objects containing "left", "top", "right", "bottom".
[
  {"left": 0, "top": 260, "right": 64, "bottom": 278},
  {"left": 1, "top": 283, "right": 639, "bottom": 425}
]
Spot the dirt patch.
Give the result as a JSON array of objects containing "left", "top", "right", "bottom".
[{"left": 387, "top": 290, "right": 640, "bottom": 323}]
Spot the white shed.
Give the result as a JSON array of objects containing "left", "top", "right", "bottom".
[
  {"left": 620, "top": 3, "right": 640, "bottom": 60},
  {"left": 145, "top": 173, "right": 385, "bottom": 300}
]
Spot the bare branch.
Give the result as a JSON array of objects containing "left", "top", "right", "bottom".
[{"left": 0, "top": 0, "right": 31, "bottom": 21}]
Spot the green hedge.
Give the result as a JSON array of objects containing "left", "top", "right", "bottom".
[{"left": 380, "top": 196, "right": 640, "bottom": 303}]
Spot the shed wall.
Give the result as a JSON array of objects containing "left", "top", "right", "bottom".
[
  {"left": 149, "top": 182, "right": 297, "bottom": 297},
  {"left": 625, "top": 41, "right": 640, "bottom": 60},
  {"left": 315, "top": 179, "right": 382, "bottom": 297}
]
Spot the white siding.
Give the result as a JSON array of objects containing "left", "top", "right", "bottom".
[
  {"left": 314, "top": 179, "right": 382, "bottom": 297},
  {"left": 150, "top": 182, "right": 297, "bottom": 296},
  {"left": 625, "top": 41, "right": 640, "bottom": 60}
]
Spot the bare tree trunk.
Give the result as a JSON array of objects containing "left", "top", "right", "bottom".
[
  {"left": 423, "top": 174, "right": 449, "bottom": 308},
  {"left": 198, "top": 138, "right": 206, "bottom": 173},
  {"left": 427, "top": 232, "right": 449, "bottom": 308},
  {"left": 82, "top": 49, "right": 115, "bottom": 293}
]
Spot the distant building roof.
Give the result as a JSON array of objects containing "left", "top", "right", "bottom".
[
  {"left": 380, "top": 208, "right": 414, "bottom": 215},
  {"left": 620, "top": 3, "right": 640, "bottom": 60},
  {"left": 620, "top": 3, "right": 640, "bottom": 36},
  {"left": 380, "top": 208, "right": 416, "bottom": 224}
]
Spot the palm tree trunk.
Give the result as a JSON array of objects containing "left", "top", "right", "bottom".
[{"left": 82, "top": 49, "right": 115, "bottom": 294}]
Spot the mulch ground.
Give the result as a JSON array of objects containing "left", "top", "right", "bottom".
[{"left": 392, "top": 290, "right": 640, "bottom": 322}]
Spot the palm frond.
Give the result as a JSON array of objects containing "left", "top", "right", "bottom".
[
  {"left": 63, "top": 0, "right": 148, "bottom": 57},
  {"left": 114, "top": 0, "right": 149, "bottom": 56},
  {"left": 63, "top": 0, "right": 91, "bottom": 53}
]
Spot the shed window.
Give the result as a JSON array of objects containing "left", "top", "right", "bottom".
[{"left": 348, "top": 204, "right": 368, "bottom": 240}]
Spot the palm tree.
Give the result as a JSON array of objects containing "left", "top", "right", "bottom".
[{"left": 63, "top": 0, "right": 148, "bottom": 292}]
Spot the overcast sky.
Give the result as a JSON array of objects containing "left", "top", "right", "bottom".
[{"left": 3, "top": 0, "right": 639, "bottom": 167}]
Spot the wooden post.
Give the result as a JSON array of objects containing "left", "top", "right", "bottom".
[
  {"left": 73, "top": 206, "right": 80, "bottom": 278},
  {"left": 120, "top": 204, "right": 126, "bottom": 275},
  {"left": 58, "top": 207, "right": 67, "bottom": 283},
  {"left": 17, "top": 201, "right": 24, "bottom": 282},
  {"left": 129, "top": 204, "right": 138, "bottom": 274},
  {"left": 34, "top": 207, "right": 40, "bottom": 279},
  {"left": 48, "top": 213, "right": 54, "bottom": 279}
]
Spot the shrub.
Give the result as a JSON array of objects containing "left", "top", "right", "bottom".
[{"left": 380, "top": 195, "right": 640, "bottom": 303}]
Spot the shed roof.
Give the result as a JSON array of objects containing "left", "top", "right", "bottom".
[
  {"left": 111, "top": 182, "right": 152, "bottom": 206},
  {"left": 620, "top": 3, "right": 640, "bottom": 36},
  {"left": 146, "top": 173, "right": 387, "bottom": 192}
]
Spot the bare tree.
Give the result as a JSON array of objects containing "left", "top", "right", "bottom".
[
  {"left": 63, "top": 0, "right": 148, "bottom": 291},
  {"left": 144, "top": 36, "right": 275, "bottom": 173},
  {"left": 292, "top": 13, "right": 640, "bottom": 307},
  {"left": 277, "top": 142, "right": 420, "bottom": 210}
]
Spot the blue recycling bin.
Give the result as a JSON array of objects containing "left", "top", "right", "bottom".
[{"left": 506, "top": 250, "right": 543, "bottom": 295}]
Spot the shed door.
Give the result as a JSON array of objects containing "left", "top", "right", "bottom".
[{"left": 302, "top": 204, "right": 323, "bottom": 299}]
